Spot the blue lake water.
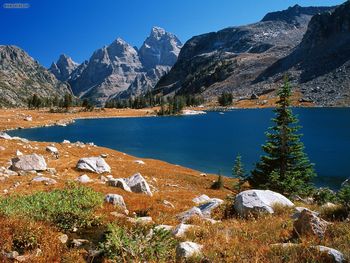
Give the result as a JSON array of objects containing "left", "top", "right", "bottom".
[{"left": 8, "top": 108, "right": 350, "bottom": 189}]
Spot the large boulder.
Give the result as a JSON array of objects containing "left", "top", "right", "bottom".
[
  {"left": 105, "top": 194, "right": 126, "bottom": 209},
  {"left": 10, "top": 154, "right": 47, "bottom": 172},
  {"left": 176, "top": 242, "right": 203, "bottom": 261},
  {"left": 234, "top": 190, "right": 294, "bottom": 217},
  {"left": 124, "top": 173, "right": 152, "bottom": 196},
  {"left": 294, "top": 209, "right": 330, "bottom": 238},
  {"left": 76, "top": 157, "right": 111, "bottom": 174}
]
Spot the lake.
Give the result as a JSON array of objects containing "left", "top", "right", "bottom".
[{"left": 8, "top": 108, "right": 350, "bottom": 189}]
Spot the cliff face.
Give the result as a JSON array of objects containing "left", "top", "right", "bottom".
[
  {"left": 49, "top": 54, "right": 79, "bottom": 82},
  {"left": 0, "top": 46, "right": 71, "bottom": 107},
  {"left": 258, "top": 1, "right": 350, "bottom": 106}
]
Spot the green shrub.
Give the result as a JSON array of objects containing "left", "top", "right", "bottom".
[
  {"left": 0, "top": 183, "right": 103, "bottom": 230},
  {"left": 211, "top": 174, "right": 224, "bottom": 190},
  {"left": 100, "top": 224, "right": 177, "bottom": 262},
  {"left": 338, "top": 184, "right": 350, "bottom": 211},
  {"left": 313, "top": 187, "right": 337, "bottom": 205}
]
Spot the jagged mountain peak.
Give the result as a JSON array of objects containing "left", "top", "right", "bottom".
[
  {"left": 139, "top": 26, "right": 182, "bottom": 69},
  {"left": 49, "top": 53, "right": 79, "bottom": 82}
]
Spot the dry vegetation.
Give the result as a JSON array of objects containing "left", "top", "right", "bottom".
[{"left": 0, "top": 108, "right": 348, "bottom": 262}]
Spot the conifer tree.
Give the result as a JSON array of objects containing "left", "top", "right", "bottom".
[{"left": 250, "top": 77, "right": 316, "bottom": 196}]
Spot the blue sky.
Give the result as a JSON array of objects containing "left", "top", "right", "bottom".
[{"left": 0, "top": 0, "right": 344, "bottom": 67}]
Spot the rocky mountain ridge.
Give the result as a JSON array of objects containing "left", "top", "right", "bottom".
[
  {"left": 154, "top": 4, "right": 345, "bottom": 106},
  {"left": 49, "top": 54, "right": 79, "bottom": 82},
  {"left": 0, "top": 46, "right": 71, "bottom": 107},
  {"left": 60, "top": 27, "right": 182, "bottom": 105}
]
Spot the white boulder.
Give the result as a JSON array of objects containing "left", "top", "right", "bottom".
[
  {"left": 176, "top": 242, "right": 203, "bottom": 261},
  {"left": 105, "top": 194, "right": 126, "bottom": 209},
  {"left": 76, "top": 157, "right": 111, "bottom": 174},
  {"left": 46, "top": 146, "right": 59, "bottom": 155},
  {"left": 124, "top": 173, "right": 152, "bottom": 196},
  {"left": 172, "top": 223, "right": 196, "bottom": 237},
  {"left": 10, "top": 154, "right": 47, "bottom": 172},
  {"left": 234, "top": 190, "right": 294, "bottom": 217},
  {"left": 32, "top": 176, "right": 57, "bottom": 185}
]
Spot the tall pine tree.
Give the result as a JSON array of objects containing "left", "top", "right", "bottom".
[{"left": 250, "top": 77, "right": 315, "bottom": 196}]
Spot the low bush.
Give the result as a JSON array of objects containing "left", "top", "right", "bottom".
[
  {"left": 0, "top": 183, "right": 103, "bottom": 230},
  {"left": 313, "top": 187, "right": 337, "bottom": 205},
  {"left": 100, "top": 224, "right": 177, "bottom": 262}
]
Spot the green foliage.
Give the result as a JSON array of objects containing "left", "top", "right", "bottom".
[
  {"left": 27, "top": 94, "right": 42, "bottom": 109},
  {"left": 211, "top": 172, "right": 224, "bottom": 190},
  {"left": 63, "top": 93, "right": 73, "bottom": 109},
  {"left": 338, "top": 184, "right": 350, "bottom": 210},
  {"left": 313, "top": 187, "right": 337, "bottom": 205},
  {"left": 218, "top": 92, "right": 233, "bottom": 106},
  {"left": 232, "top": 154, "right": 247, "bottom": 190},
  {"left": 251, "top": 77, "right": 316, "bottom": 197},
  {"left": 100, "top": 224, "right": 177, "bottom": 262},
  {"left": 0, "top": 183, "right": 103, "bottom": 230}
]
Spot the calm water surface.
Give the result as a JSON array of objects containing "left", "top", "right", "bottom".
[{"left": 8, "top": 108, "right": 350, "bottom": 189}]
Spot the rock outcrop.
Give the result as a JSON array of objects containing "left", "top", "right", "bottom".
[
  {"left": 293, "top": 209, "right": 329, "bottom": 238},
  {"left": 234, "top": 190, "right": 294, "bottom": 217},
  {"left": 0, "top": 46, "right": 71, "bottom": 107}
]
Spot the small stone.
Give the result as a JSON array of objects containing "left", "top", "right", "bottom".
[
  {"left": 16, "top": 150, "right": 23, "bottom": 156},
  {"left": 62, "top": 140, "right": 70, "bottom": 144},
  {"left": 105, "top": 194, "right": 126, "bottom": 209},
  {"left": 133, "top": 160, "right": 145, "bottom": 165},
  {"left": 47, "top": 168, "right": 57, "bottom": 175},
  {"left": 72, "top": 239, "right": 89, "bottom": 248},
  {"left": 76, "top": 174, "right": 93, "bottom": 183},
  {"left": 163, "top": 200, "right": 175, "bottom": 208},
  {"left": 172, "top": 223, "right": 196, "bottom": 237},
  {"left": 58, "top": 234, "right": 68, "bottom": 244},
  {"left": 32, "top": 176, "right": 57, "bottom": 185},
  {"left": 192, "top": 194, "right": 211, "bottom": 204}
]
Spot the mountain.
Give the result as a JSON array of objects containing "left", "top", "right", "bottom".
[
  {"left": 0, "top": 45, "right": 71, "bottom": 107},
  {"left": 256, "top": 1, "right": 350, "bottom": 106},
  {"left": 68, "top": 27, "right": 182, "bottom": 105},
  {"left": 154, "top": 5, "right": 335, "bottom": 103},
  {"left": 49, "top": 54, "right": 79, "bottom": 82}
]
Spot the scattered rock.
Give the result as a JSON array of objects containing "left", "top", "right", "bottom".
[
  {"left": 46, "top": 146, "right": 59, "bottom": 155},
  {"left": 192, "top": 194, "right": 211, "bottom": 204},
  {"left": 173, "top": 223, "right": 196, "bottom": 237},
  {"left": 3, "top": 251, "right": 19, "bottom": 259},
  {"left": 0, "top": 132, "right": 12, "bottom": 140},
  {"left": 105, "top": 194, "right": 126, "bottom": 209},
  {"left": 312, "top": 245, "right": 345, "bottom": 263},
  {"left": 133, "top": 160, "right": 145, "bottom": 165},
  {"left": 24, "top": 116, "right": 32, "bottom": 121},
  {"left": 0, "top": 166, "right": 18, "bottom": 176},
  {"left": 58, "top": 234, "right": 68, "bottom": 244},
  {"left": 76, "top": 174, "right": 93, "bottom": 183},
  {"left": 71, "top": 239, "right": 90, "bottom": 248},
  {"left": 10, "top": 154, "right": 47, "bottom": 172},
  {"left": 178, "top": 207, "right": 204, "bottom": 222},
  {"left": 197, "top": 198, "right": 223, "bottom": 217},
  {"left": 135, "top": 216, "right": 153, "bottom": 224},
  {"left": 76, "top": 157, "right": 111, "bottom": 174},
  {"left": 108, "top": 178, "right": 132, "bottom": 192},
  {"left": 234, "top": 190, "right": 294, "bottom": 217},
  {"left": 32, "top": 176, "right": 57, "bottom": 185},
  {"left": 155, "top": 224, "right": 173, "bottom": 231},
  {"left": 294, "top": 209, "right": 330, "bottom": 238},
  {"left": 100, "top": 153, "right": 108, "bottom": 158},
  {"left": 124, "top": 173, "right": 152, "bottom": 196},
  {"left": 0, "top": 146, "right": 5, "bottom": 151},
  {"left": 176, "top": 242, "right": 203, "bottom": 261},
  {"left": 16, "top": 150, "right": 23, "bottom": 156},
  {"left": 46, "top": 168, "right": 57, "bottom": 175},
  {"left": 163, "top": 200, "right": 175, "bottom": 208},
  {"left": 251, "top": 93, "right": 259, "bottom": 100},
  {"left": 291, "top": 207, "right": 319, "bottom": 220},
  {"left": 62, "top": 140, "right": 70, "bottom": 144}
]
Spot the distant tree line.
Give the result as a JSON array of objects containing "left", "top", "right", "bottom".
[
  {"left": 27, "top": 93, "right": 94, "bottom": 111},
  {"left": 105, "top": 92, "right": 204, "bottom": 115},
  {"left": 218, "top": 92, "right": 233, "bottom": 106}
]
